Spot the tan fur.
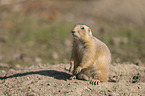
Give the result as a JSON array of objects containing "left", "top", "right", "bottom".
[{"left": 69, "top": 24, "right": 111, "bottom": 82}]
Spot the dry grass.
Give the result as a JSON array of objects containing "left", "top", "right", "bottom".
[{"left": 92, "top": 0, "right": 145, "bottom": 26}]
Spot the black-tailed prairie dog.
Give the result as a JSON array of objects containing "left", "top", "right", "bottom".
[{"left": 69, "top": 24, "right": 111, "bottom": 85}]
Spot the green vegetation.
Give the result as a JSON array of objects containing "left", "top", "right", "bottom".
[{"left": 0, "top": 0, "right": 145, "bottom": 71}]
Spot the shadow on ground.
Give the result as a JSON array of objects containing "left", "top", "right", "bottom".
[{"left": 4, "top": 70, "right": 71, "bottom": 81}]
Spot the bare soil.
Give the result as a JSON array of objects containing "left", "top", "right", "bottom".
[{"left": 0, "top": 63, "right": 145, "bottom": 96}]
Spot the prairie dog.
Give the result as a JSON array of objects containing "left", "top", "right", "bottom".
[{"left": 69, "top": 24, "right": 111, "bottom": 84}]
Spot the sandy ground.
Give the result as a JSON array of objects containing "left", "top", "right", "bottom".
[{"left": 0, "top": 63, "right": 145, "bottom": 96}]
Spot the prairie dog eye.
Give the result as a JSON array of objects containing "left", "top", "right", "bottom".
[{"left": 81, "top": 27, "right": 85, "bottom": 29}]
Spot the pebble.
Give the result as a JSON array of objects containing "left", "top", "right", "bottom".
[
  {"left": 0, "top": 72, "right": 6, "bottom": 79},
  {"left": 0, "top": 63, "right": 10, "bottom": 68}
]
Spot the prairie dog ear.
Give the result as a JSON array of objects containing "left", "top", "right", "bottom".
[{"left": 88, "top": 28, "right": 92, "bottom": 36}]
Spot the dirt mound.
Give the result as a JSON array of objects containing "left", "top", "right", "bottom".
[{"left": 0, "top": 63, "right": 145, "bottom": 96}]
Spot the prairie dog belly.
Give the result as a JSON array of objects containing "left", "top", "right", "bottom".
[{"left": 73, "top": 41, "right": 85, "bottom": 68}]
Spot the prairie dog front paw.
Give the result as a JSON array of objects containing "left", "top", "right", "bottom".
[{"left": 74, "top": 66, "right": 82, "bottom": 75}]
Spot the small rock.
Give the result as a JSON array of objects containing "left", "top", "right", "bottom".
[
  {"left": 35, "top": 57, "right": 42, "bottom": 64},
  {"left": 109, "top": 75, "right": 118, "bottom": 82},
  {"left": 87, "top": 87, "right": 92, "bottom": 91},
  {"left": 15, "top": 64, "right": 21, "bottom": 69},
  {"left": 111, "top": 92, "right": 119, "bottom": 96},
  {"left": 0, "top": 63, "right": 10, "bottom": 68},
  {"left": 27, "top": 92, "right": 36, "bottom": 96},
  {"left": 52, "top": 52, "right": 59, "bottom": 59},
  {"left": 9, "top": 69, "right": 15, "bottom": 72},
  {"left": 0, "top": 72, "right": 6, "bottom": 79}
]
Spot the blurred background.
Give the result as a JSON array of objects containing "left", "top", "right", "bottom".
[{"left": 0, "top": 0, "right": 145, "bottom": 71}]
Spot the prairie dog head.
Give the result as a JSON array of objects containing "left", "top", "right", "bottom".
[{"left": 71, "top": 24, "right": 92, "bottom": 39}]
